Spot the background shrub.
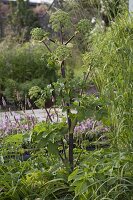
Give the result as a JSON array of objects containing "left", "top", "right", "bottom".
[{"left": 0, "top": 40, "right": 58, "bottom": 108}]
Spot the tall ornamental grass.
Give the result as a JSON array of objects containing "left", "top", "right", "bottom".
[{"left": 90, "top": 13, "right": 133, "bottom": 149}]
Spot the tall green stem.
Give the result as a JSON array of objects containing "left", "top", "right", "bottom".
[{"left": 60, "top": 26, "right": 74, "bottom": 171}]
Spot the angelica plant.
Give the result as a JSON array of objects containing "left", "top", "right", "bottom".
[{"left": 30, "top": 10, "right": 98, "bottom": 171}]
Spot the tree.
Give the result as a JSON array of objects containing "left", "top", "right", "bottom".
[
  {"left": 9, "top": 0, "right": 39, "bottom": 40},
  {"left": 0, "top": 3, "right": 9, "bottom": 38}
]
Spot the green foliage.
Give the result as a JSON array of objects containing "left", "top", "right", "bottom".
[
  {"left": 77, "top": 19, "right": 91, "bottom": 35},
  {"left": 1, "top": 134, "right": 133, "bottom": 200},
  {"left": 0, "top": 41, "right": 57, "bottom": 104},
  {"left": 78, "top": 0, "right": 127, "bottom": 15},
  {"left": 9, "top": 0, "right": 39, "bottom": 40},
  {"left": 101, "top": 0, "right": 128, "bottom": 19},
  {"left": 29, "top": 12, "right": 102, "bottom": 172},
  {"left": 90, "top": 13, "right": 133, "bottom": 149},
  {"left": 3, "top": 79, "right": 17, "bottom": 102},
  {"left": 31, "top": 28, "right": 48, "bottom": 41},
  {"left": 53, "top": 45, "right": 71, "bottom": 61},
  {"left": 78, "top": 0, "right": 99, "bottom": 8},
  {"left": 29, "top": 76, "right": 94, "bottom": 112},
  {"left": 32, "top": 121, "right": 68, "bottom": 149},
  {"left": 29, "top": 86, "right": 42, "bottom": 99},
  {"left": 68, "top": 149, "right": 133, "bottom": 200},
  {"left": 50, "top": 10, "right": 71, "bottom": 32},
  {"left": 76, "top": 19, "right": 92, "bottom": 51},
  {"left": 1, "top": 4, "right": 133, "bottom": 200},
  {"left": 0, "top": 133, "right": 72, "bottom": 200},
  {"left": 29, "top": 84, "right": 53, "bottom": 108}
]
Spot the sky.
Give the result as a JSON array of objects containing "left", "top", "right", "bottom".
[{"left": 129, "top": 0, "right": 133, "bottom": 12}]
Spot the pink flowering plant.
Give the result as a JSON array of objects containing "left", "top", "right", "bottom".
[{"left": 0, "top": 112, "right": 37, "bottom": 138}]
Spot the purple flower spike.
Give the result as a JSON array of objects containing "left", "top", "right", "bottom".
[{"left": 74, "top": 118, "right": 109, "bottom": 136}]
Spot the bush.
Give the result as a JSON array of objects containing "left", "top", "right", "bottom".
[{"left": 0, "top": 40, "right": 58, "bottom": 107}]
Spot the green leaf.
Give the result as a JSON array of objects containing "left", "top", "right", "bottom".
[
  {"left": 0, "top": 155, "right": 4, "bottom": 164},
  {"left": 68, "top": 168, "right": 79, "bottom": 181},
  {"left": 47, "top": 142, "right": 59, "bottom": 155},
  {"left": 75, "top": 180, "right": 88, "bottom": 197}
]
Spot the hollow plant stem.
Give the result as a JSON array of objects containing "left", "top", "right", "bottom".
[{"left": 45, "top": 108, "right": 53, "bottom": 122}]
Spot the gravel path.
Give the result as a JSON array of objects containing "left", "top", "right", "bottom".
[{"left": 0, "top": 108, "right": 65, "bottom": 124}]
